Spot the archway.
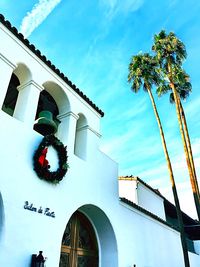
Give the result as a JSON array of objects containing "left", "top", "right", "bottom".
[
  {"left": 59, "top": 211, "right": 98, "bottom": 267},
  {"left": 74, "top": 113, "right": 88, "bottom": 160},
  {"left": 1, "top": 73, "right": 20, "bottom": 116},
  {"left": 59, "top": 205, "right": 118, "bottom": 267}
]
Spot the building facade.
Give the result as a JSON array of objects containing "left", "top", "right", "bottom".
[{"left": 0, "top": 14, "right": 199, "bottom": 267}]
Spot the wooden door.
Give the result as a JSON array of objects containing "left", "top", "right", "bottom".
[{"left": 59, "top": 211, "right": 98, "bottom": 267}]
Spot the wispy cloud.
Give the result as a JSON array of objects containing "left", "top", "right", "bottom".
[
  {"left": 138, "top": 138, "right": 200, "bottom": 181},
  {"left": 19, "top": 0, "right": 61, "bottom": 38},
  {"left": 100, "top": 0, "right": 144, "bottom": 20},
  {"left": 113, "top": 97, "right": 148, "bottom": 122},
  {"left": 184, "top": 95, "right": 200, "bottom": 119},
  {"left": 100, "top": 129, "right": 138, "bottom": 158},
  {"left": 138, "top": 138, "right": 200, "bottom": 219}
]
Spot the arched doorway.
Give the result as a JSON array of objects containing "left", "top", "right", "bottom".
[{"left": 59, "top": 211, "right": 98, "bottom": 267}]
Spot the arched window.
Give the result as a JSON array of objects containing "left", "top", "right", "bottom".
[
  {"left": 34, "top": 90, "right": 59, "bottom": 135},
  {"left": 59, "top": 211, "right": 98, "bottom": 267},
  {"left": 74, "top": 114, "right": 87, "bottom": 159},
  {"left": 2, "top": 73, "right": 20, "bottom": 116}
]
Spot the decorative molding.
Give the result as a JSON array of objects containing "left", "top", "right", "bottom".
[
  {"left": 57, "top": 111, "right": 79, "bottom": 121},
  {"left": 0, "top": 52, "right": 16, "bottom": 69},
  {"left": 77, "top": 125, "right": 101, "bottom": 138},
  {"left": 118, "top": 176, "right": 138, "bottom": 181},
  {"left": 17, "top": 80, "right": 44, "bottom": 92}
]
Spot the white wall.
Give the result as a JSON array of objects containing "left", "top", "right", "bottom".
[
  {"left": 119, "top": 179, "right": 166, "bottom": 220},
  {"left": 0, "top": 111, "right": 119, "bottom": 267},
  {"left": 118, "top": 179, "right": 138, "bottom": 203},
  {"left": 112, "top": 201, "right": 185, "bottom": 267},
  {"left": 137, "top": 182, "right": 166, "bottom": 220}
]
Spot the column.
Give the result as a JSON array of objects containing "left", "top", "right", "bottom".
[
  {"left": 57, "top": 111, "right": 79, "bottom": 154},
  {"left": 14, "top": 80, "right": 43, "bottom": 126},
  {"left": 84, "top": 125, "right": 101, "bottom": 160},
  {"left": 74, "top": 125, "right": 88, "bottom": 160},
  {"left": 0, "top": 53, "right": 16, "bottom": 108}
]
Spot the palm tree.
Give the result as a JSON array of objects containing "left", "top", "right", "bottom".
[
  {"left": 158, "top": 71, "right": 200, "bottom": 220},
  {"left": 157, "top": 67, "right": 199, "bottom": 196},
  {"left": 152, "top": 30, "right": 200, "bottom": 220},
  {"left": 128, "top": 53, "right": 190, "bottom": 267},
  {"left": 178, "top": 103, "right": 200, "bottom": 202},
  {"left": 169, "top": 69, "right": 200, "bottom": 210}
]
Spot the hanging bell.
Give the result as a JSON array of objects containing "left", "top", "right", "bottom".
[{"left": 34, "top": 110, "right": 58, "bottom": 136}]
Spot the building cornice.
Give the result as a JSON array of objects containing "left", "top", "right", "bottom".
[
  {"left": 0, "top": 52, "right": 16, "bottom": 69},
  {"left": 17, "top": 80, "right": 44, "bottom": 92},
  {"left": 77, "top": 125, "right": 101, "bottom": 138},
  {"left": 57, "top": 111, "right": 79, "bottom": 121}
]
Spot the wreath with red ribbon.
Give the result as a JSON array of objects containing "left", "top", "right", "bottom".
[{"left": 33, "top": 135, "right": 68, "bottom": 183}]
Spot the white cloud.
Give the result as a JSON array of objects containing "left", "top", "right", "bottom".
[
  {"left": 19, "top": 0, "right": 61, "bottom": 38},
  {"left": 100, "top": 129, "right": 137, "bottom": 157},
  {"left": 141, "top": 139, "right": 199, "bottom": 181},
  {"left": 143, "top": 140, "right": 200, "bottom": 219},
  {"left": 100, "top": 0, "right": 144, "bottom": 20},
  {"left": 116, "top": 97, "right": 148, "bottom": 121},
  {"left": 184, "top": 95, "right": 200, "bottom": 118}
]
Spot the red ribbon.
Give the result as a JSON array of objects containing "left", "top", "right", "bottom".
[{"left": 38, "top": 147, "right": 49, "bottom": 168}]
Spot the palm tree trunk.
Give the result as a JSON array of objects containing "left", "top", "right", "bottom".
[
  {"left": 179, "top": 100, "right": 200, "bottom": 193},
  {"left": 178, "top": 100, "right": 200, "bottom": 220},
  {"left": 147, "top": 86, "right": 190, "bottom": 267},
  {"left": 168, "top": 62, "right": 200, "bottom": 221}
]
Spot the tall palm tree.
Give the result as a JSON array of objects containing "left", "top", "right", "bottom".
[
  {"left": 157, "top": 67, "right": 200, "bottom": 200},
  {"left": 152, "top": 30, "right": 200, "bottom": 221},
  {"left": 158, "top": 71, "right": 200, "bottom": 219},
  {"left": 178, "top": 102, "right": 200, "bottom": 200},
  {"left": 128, "top": 53, "right": 190, "bottom": 267},
  {"left": 170, "top": 69, "right": 200, "bottom": 208}
]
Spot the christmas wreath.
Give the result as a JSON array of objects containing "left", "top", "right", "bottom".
[{"left": 33, "top": 134, "right": 68, "bottom": 183}]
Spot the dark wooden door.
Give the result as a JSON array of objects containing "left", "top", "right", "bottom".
[{"left": 59, "top": 211, "right": 98, "bottom": 267}]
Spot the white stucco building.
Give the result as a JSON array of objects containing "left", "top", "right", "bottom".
[{"left": 0, "top": 14, "right": 199, "bottom": 267}]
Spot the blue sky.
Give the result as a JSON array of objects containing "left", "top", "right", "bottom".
[{"left": 1, "top": 0, "right": 200, "bottom": 218}]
